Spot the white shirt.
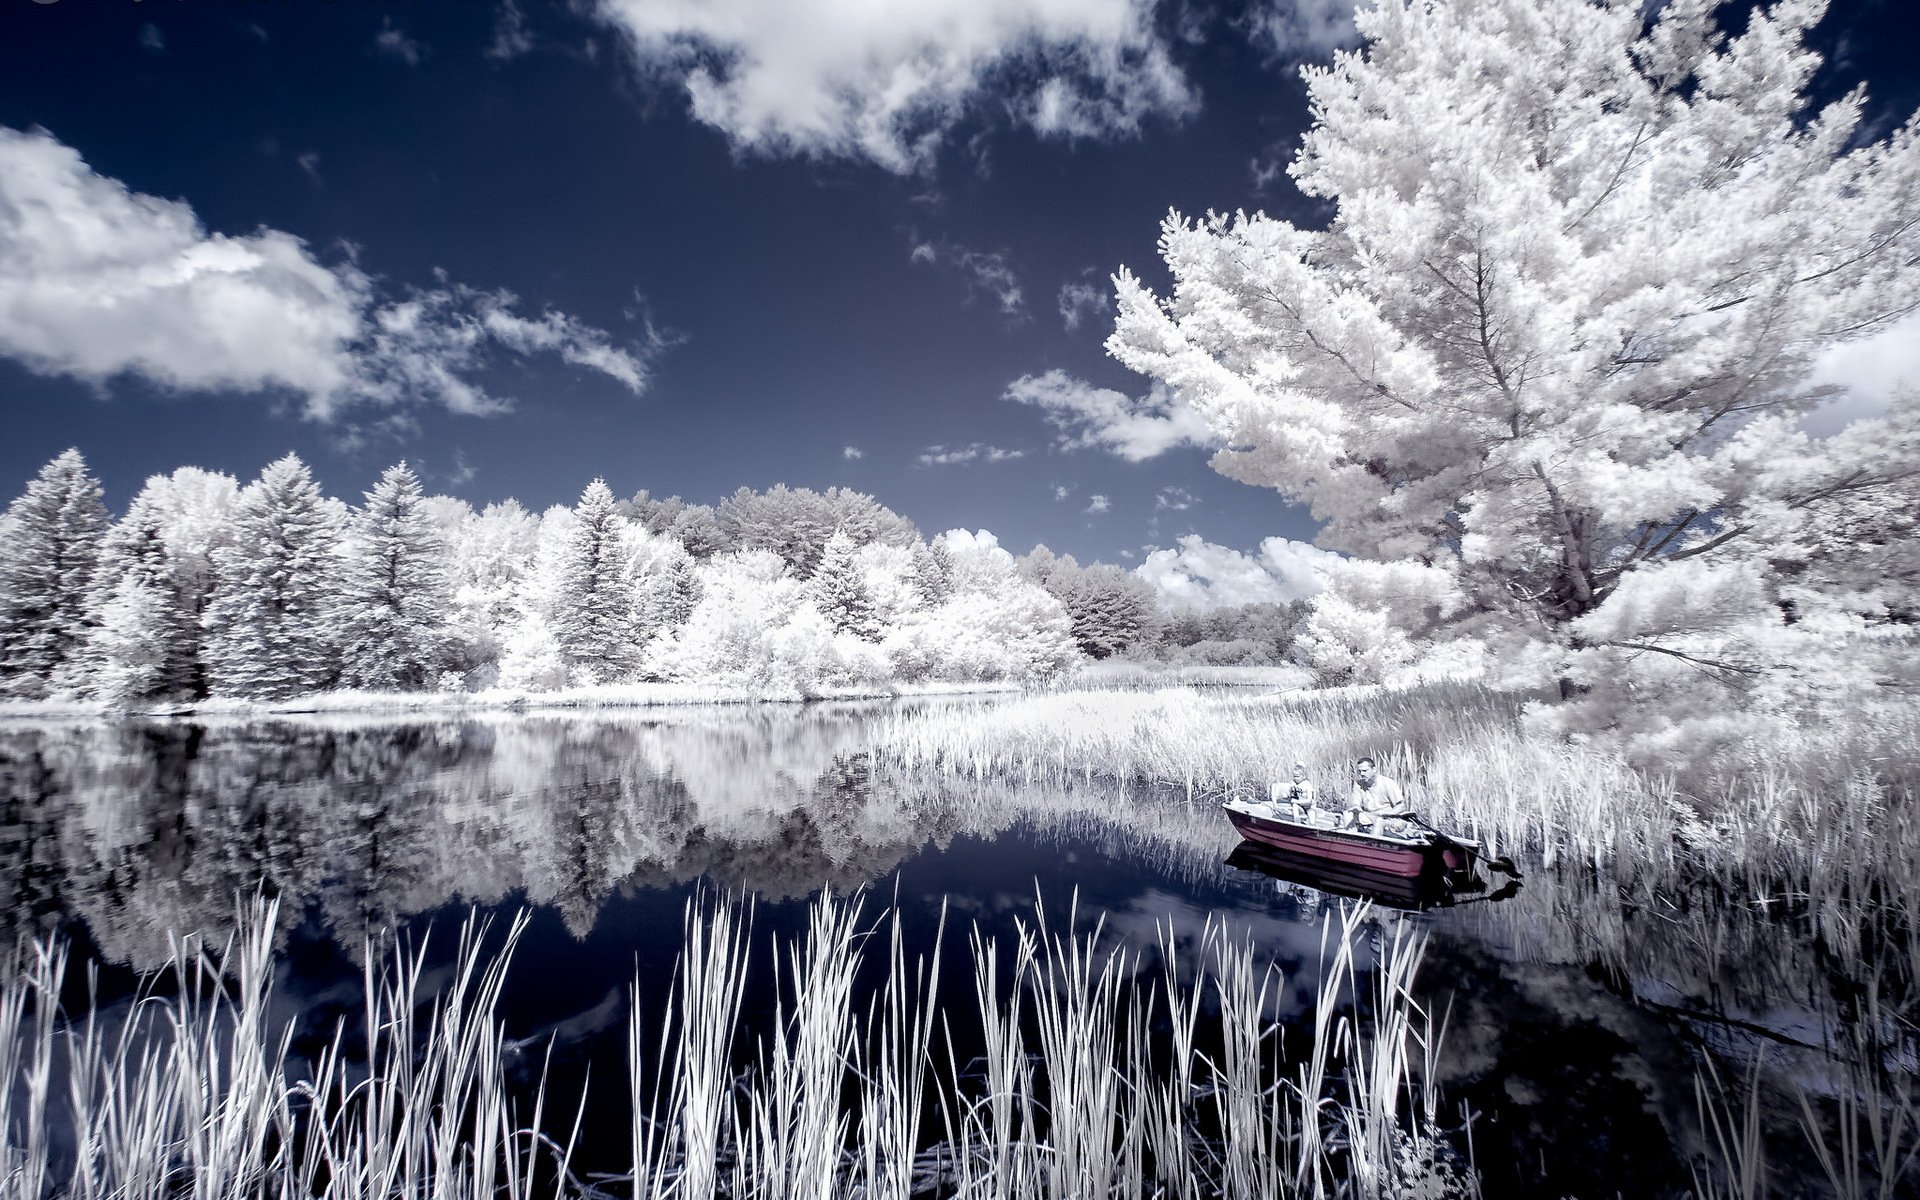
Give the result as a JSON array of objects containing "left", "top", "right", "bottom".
[{"left": 1350, "top": 775, "right": 1406, "bottom": 814}]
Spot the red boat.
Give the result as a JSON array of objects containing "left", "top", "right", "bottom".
[{"left": 1221, "top": 799, "right": 1480, "bottom": 881}]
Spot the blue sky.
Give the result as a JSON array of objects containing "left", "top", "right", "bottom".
[{"left": 2, "top": 0, "right": 1915, "bottom": 572}]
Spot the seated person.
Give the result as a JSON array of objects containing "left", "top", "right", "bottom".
[
  {"left": 1343, "top": 756, "right": 1409, "bottom": 832},
  {"left": 1280, "top": 763, "right": 1317, "bottom": 819}
]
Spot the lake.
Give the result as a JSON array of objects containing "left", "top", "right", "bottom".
[{"left": 0, "top": 701, "right": 1906, "bottom": 1198}]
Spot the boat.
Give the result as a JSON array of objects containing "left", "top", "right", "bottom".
[
  {"left": 1220, "top": 798, "right": 1480, "bottom": 882},
  {"left": 1223, "top": 839, "right": 1509, "bottom": 911}
]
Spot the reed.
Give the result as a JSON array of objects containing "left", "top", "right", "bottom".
[{"left": 2, "top": 892, "right": 1458, "bottom": 1199}]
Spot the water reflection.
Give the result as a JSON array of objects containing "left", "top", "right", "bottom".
[{"left": 0, "top": 707, "right": 1913, "bottom": 1197}]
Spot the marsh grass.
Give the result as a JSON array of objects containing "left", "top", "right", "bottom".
[{"left": 3, "top": 893, "right": 1460, "bottom": 1199}]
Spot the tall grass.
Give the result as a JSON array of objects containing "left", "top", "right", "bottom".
[{"left": 2, "top": 893, "right": 1460, "bottom": 1199}]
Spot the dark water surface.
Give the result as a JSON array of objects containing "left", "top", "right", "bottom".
[{"left": 0, "top": 704, "right": 1909, "bottom": 1198}]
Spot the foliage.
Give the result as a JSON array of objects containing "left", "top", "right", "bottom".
[
  {"left": 338, "top": 463, "right": 454, "bottom": 691},
  {"left": 717, "top": 484, "right": 919, "bottom": 576},
  {"left": 0, "top": 449, "right": 107, "bottom": 699},
  {"left": 1019, "top": 546, "right": 1159, "bottom": 659},
  {"left": 553, "top": 479, "right": 641, "bottom": 686},
  {"left": 201, "top": 454, "right": 342, "bottom": 700},
  {"left": 1108, "top": 0, "right": 1920, "bottom": 762}
]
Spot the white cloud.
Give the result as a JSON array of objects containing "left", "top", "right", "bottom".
[
  {"left": 1246, "top": 0, "right": 1362, "bottom": 63},
  {"left": 842, "top": 445, "right": 864, "bottom": 459},
  {"left": 1135, "top": 534, "right": 1337, "bottom": 609},
  {"left": 0, "top": 126, "right": 656, "bottom": 420},
  {"left": 1051, "top": 484, "right": 1071, "bottom": 501},
  {"left": 140, "top": 23, "right": 166, "bottom": 54},
  {"left": 297, "top": 151, "right": 323, "bottom": 185},
  {"left": 487, "top": 0, "right": 535, "bottom": 60},
  {"left": 918, "top": 442, "right": 1025, "bottom": 466},
  {"left": 911, "top": 238, "right": 1025, "bottom": 316},
  {"left": 593, "top": 0, "right": 1196, "bottom": 173},
  {"left": 1248, "top": 152, "right": 1286, "bottom": 193},
  {"left": 1802, "top": 311, "right": 1920, "bottom": 436},
  {"left": 375, "top": 18, "right": 424, "bottom": 65},
  {"left": 1154, "top": 485, "right": 1196, "bottom": 510},
  {"left": 1085, "top": 493, "right": 1111, "bottom": 514},
  {"left": 1056, "top": 278, "right": 1111, "bottom": 331},
  {"left": 1005, "top": 369, "right": 1217, "bottom": 461}
]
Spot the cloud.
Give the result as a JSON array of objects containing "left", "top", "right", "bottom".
[
  {"left": 1802, "top": 311, "right": 1920, "bottom": 436},
  {"left": 375, "top": 19, "right": 424, "bottom": 65},
  {"left": 1135, "top": 534, "right": 1337, "bottom": 608},
  {"left": 918, "top": 442, "right": 1025, "bottom": 466},
  {"left": 1154, "top": 485, "right": 1196, "bottom": 510},
  {"left": 1248, "top": 152, "right": 1286, "bottom": 193},
  {"left": 1084, "top": 493, "right": 1110, "bottom": 514},
  {"left": 1056, "top": 277, "right": 1111, "bottom": 332},
  {"left": 1245, "top": 0, "right": 1362, "bottom": 63},
  {"left": 0, "top": 126, "right": 658, "bottom": 420},
  {"left": 487, "top": 0, "right": 535, "bottom": 60},
  {"left": 842, "top": 445, "right": 864, "bottom": 459},
  {"left": 592, "top": 0, "right": 1196, "bottom": 173},
  {"left": 1004, "top": 369, "right": 1216, "bottom": 461},
  {"left": 1051, "top": 484, "right": 1071, "bottom": 501},
  {"left": 297, "top": 152, "right": 323, "bottom": 185},
  {"left": 140, "top": 23, "right": 166, "bottom": 54},
  {"left": 911, "top": 238, "right": 1025, "bottom": 316}
]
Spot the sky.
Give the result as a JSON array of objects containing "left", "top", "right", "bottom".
[{"left": 2, "top": 0, "right": 1917, "bottom": 587}]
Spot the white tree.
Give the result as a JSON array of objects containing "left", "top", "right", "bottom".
[
  {"left": 553, "top": 479, "right": 639, "bottom": 685},
  {"left": 809, "top": 529, "right": 880, "bottom": 640},
  {"left": 0, "top": 449, "right": 108, "bottom": 698},
  {"left": 76, "top": 466, "right": 239, "bottom": 703},
  {"left": 338, "top": 463, "right": 453, "bottom": 691},
  {"left": 1108, "top": 0, "right": 1920, "bottom": 753},
  {"left": 202, "top": 454, "right": 343, "bottom": 700}
]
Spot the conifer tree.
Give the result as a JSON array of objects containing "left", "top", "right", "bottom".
[
  {"left": 338, "top": 463, "right": 452, "bottom": 691},
  {"left": 913, "top": 539, "right": 954, "bottom": 607},
  {"left": 810, "top": 528, "right": 880, "bottom": 640},
  {"left": 88, "top": 574, "right": 172, "bottom": 706},
  {"left": 635, "top": 552, "right": 701, "bottom": 641},
  {"left": 202, "top": 455, "right": 343, "bottom": 700},
  {"left": 0, "top": 449, "right": 108, "bottom": 698},
  {"left": 75, "top": 469, "right": 237, "bottom": 703},
  {"left": 553, "top": 478, "right": 638, "bottom": 684}
]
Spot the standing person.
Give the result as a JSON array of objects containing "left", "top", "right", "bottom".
[{"left": 1345, "top": 756, "right": 1407, "bottom": 831}]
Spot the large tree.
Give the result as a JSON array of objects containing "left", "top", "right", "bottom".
[
  {"left": 0, "top": 449, "right": 108, "bottom": 698},
  {"left": 553, "top": 479, "right": 639, "bottom": 685},
  {"left": 1109, "top": 0, "right": 1920, "bottom": 751},
  {"left": 338, "top": 463, "right": 453, "bottom": 691},
  {"left": 202, "top": 455, "right": 344, "bottom": 700}
]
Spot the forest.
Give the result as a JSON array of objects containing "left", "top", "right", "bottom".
[{"left": 0, "top": 451, "right": 1306, "bottom": 707}]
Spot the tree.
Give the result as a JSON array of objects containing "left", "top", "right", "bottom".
[
  {"left": 77, "top": 467, "right": 239, "bottom": 703},
  {"left": 718, "top": 485, "right": 919, "bottom": 575},
  {"left": 203, "top": 455, "right": 343, "bottom": 700},
  {"left": 911, "top": 540, "right": 953, "bottom": 607},
  {"left": 553, "top": 479, "right": 638, "bottom": 685},
  {"left": 810, "top": 529, "right": 880, "bottom": 640},
  {"left": 0, "top": 449, "right": 109, "bottom": 698},
  {"left": 1109, "top": 0, "right": 1920, "bottom": 747},
  {"left": 338, "top": 463, "right": 453, "bottom": 691},
  {"left": 1017, "top": 546, "right": 1157, "bottom": 658}
]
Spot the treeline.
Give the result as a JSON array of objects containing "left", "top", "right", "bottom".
[{"left": 0, "top": 451, "right": 1304, "bottom": 705}]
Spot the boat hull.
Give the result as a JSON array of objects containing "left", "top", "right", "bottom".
[
  {"left": 1223, "top": 804, "right": 1474, "bottom": 879},
  {"left": 1224, "top": 841, "right": 1458, "bottom": 910}
]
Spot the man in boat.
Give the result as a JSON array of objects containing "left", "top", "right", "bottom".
[{"left": 1343, "top": 756, "right": 1409, "bottom": 832}]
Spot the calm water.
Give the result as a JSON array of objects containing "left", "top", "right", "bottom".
[{"left": 0, "top": 704, "right": 1909, "bottom": 1198}]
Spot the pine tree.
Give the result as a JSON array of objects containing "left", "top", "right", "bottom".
[
  {"left": 202, "top": 455, "right": 343, "bottom": 700},
  {"left": 74, "top": 469, "right": 237, "bottom": 704},
  {"left": 913, "top": 540, "right": 954, "bottom": 607},
  {"left": 88, "top": 574, "right": 171, "bottom": 706},
  {"left": 553, "top": 479, "right": 638, "bottom": 685},
  {"left": 810, "top": 529, "right": 879, "bottom": 640},
  {"left": 635, "top": 552, "right": 701, "bottom": 641},
  {"left": 338, "top": 463, "right": 452, "bottom": 691},
  {"left": 0, "top": 449, "right": 108, "bottom": 698}
]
